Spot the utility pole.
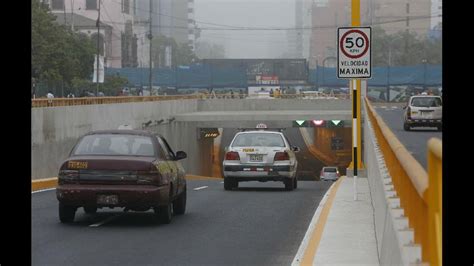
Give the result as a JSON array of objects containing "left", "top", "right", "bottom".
[
  {"left": 148, "top": 0, "right": 153, "bottom": 92},
  {"left": 71, "top": 0, "right": 75, "bottom": 31},
  {"left": 96, "top": 0, "right": 101, "bottom": 96}
]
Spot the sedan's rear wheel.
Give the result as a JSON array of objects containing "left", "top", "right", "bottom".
[
  {"left": 155, "top": 188, "right": 173, "bottom": 224},
  {"left": 59, "top": 203, "right": 76, "bottom": 223},
  {"left": 173, "top": 186, "right": 186, "bottom": 215}
]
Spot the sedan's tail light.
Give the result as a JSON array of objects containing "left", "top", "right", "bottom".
[
  {"left": 274, "top": 152, "right": 290, "bottom": 161},
  {"left": 58, "top": 170, "right": 79, "bottom": 184},
  {"left": 137, "top": 170, "right": 162, "bottom": 185},
  {"left": 225, "top": 151, "right": 240, "bottom": 160}
]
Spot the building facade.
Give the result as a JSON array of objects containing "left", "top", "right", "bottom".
[
  {"left": 48, "top": 0, "right": 150, "bottom": 68},
  {"left": 309, "top": 0, "right": 431, "bottom": 68}
]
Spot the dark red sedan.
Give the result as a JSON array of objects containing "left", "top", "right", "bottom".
[{"left": 56, "top": 129, "right": 187, "bottom": 224}]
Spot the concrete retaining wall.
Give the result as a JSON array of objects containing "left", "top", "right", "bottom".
[
  {"left": 31, "top": 100, "right": 203, "bottom": 179},
  {"left": 197, "top": 99, "right": 352, "bottom": 111},
  {"left": 363, "top": 103, "right": 423, "bottom": 265}
]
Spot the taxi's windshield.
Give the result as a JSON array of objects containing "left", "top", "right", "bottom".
[
  {"left": 73, "top": 134, "right": 155, "bottom": 156},
  {"left": 232, "top": 133, "right": 285, "bottom": 147}
]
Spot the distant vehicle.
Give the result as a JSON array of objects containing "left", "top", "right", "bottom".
[
  {"left": 56, "top": 129, "right": 187, "bottom": 224},
  {"left": 403, "top": 95, "right": 442, "bottom": 131},
  {"left": 320, "top": 166, "right": 340, "bottom": 181},
  {"left": 222, "top": 124, "right": 299, "bottom": 191}
]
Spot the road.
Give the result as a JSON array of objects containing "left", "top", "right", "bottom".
[
  {"left": 220, "top": 128, "right": 325, "bottom": 180},
  {"left": 374, "top": 105, "right": 442, "bottom": 168},
  {"left": 32, "top": 180, "right": 331, "bottom": 266}
]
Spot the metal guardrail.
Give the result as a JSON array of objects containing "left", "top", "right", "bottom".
[
  {"left": 31, "top": 93, "right": 350, "bottom": 108},
  {"left": 365, "top": 97, "right": 442, "bottom": 266}
]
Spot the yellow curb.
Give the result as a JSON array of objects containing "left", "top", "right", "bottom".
[
  {"left": 31, "top": 174, "right": 221, "bottom": 192},
  {"left": 185, "top": 174, "right": 222, "bottom": 180},
  {"left": 300, "top": 176, "right": 345, "bottom": 265},
  {"left": 32, "top": 177, "right": 58, "bottom": 192}
]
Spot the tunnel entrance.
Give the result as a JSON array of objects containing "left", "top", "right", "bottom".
[{"left": 210, "top": 126, "right": 352, "bottom": 180}]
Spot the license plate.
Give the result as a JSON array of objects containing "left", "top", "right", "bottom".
[
  {"left": 97, "top": 195, "right": 118, "bottom": 205},
  {"left": 249, "top": 154, "right": 264, "bottom": 162}
]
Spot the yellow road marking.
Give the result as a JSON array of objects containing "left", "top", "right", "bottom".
[{"left": 300, "top": 176, "right": 344, "bottom": 265}]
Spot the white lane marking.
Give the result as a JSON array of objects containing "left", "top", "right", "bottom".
[
  {"left": 291, "top": 181, "right": 337, "bottom": 266},
  {"left": 193, "top": 186, "right": 209, "bottom": 191},
  {"left": 89, "top": 214, "right": 122, "bottom": 227},
  {"left": 31, "top": 188, "right": 56, "bottom": 194}
]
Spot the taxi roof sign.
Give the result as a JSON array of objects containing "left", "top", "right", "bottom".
[{"left": 256, "top": 123, "right": 268, "bottom": 129}]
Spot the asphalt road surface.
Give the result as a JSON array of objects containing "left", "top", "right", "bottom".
[
  {"left": 374, "top": 105, "right": 442, "bottom": 168},
  {"left": 32, "top": 180, "right": 332, "bottom": 266},
  {"left": 220, "top": 128, "right": 325, "bottom": 180}
]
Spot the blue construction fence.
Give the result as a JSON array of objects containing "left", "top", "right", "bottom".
[
  {"left": 309, "top": 65, "right": 442, "bottom": 87},
  {"left": 105, "top": 64, "right": 442, "bottom": 88}
]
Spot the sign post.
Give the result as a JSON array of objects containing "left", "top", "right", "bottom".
[{"left": 338, "top": 0, "right": 371, "bottom": 201}]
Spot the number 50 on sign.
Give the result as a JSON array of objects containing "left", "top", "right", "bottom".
[{"left": 337, "top": 27, "right": 371, "bottom": 79}]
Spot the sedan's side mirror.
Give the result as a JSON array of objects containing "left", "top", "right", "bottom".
[
  {"left": 175, "top": 151, "right": 187, "bottom": 160},
  {"left": 291, "top": 146, "right": 300, "bottom": 152}
]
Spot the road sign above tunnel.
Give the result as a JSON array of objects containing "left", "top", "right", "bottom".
[
  {"left": 337, "top": 27, "right": 371, "bottom": 79},
  {"left": 311, "top": 120, "right": 326, "bottom": 127},
  {"left": 198, "top": 128, "right": 220, "bottom": 139}
]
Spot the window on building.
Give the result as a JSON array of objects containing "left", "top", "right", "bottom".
[
  {"left": 188, "top": 8, "right": 194, "bottom": 13},
  {"left": 86, "top": 0, "right": 97, "bottom": 10},
  {"left": 51, "top": 0, "right": 64, "bottom": 10},
  {"left": 122, "top": 0, "right": 130, "bottom": 14},
  {"left": 406, "top": 3, "right": 410, "bottom": 13}
]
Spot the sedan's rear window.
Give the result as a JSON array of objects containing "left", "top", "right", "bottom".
[
  {"left": 73, "top": 134, "right": 155, "bottom": 156},
  {"left": 323, "top": 167, "right": 337, "bottom": 172},
  {"left": 411, "top": 97, "right": 442, "bottom": 107},
  {"left": 232, "top": 133, "right": 285, "bottom": 147}
]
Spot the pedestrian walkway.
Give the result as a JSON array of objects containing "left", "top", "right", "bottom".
[
  {"left": 293, "top": 176, "right": 379, "bottom": 266},
  {"left": 314, "top": 176, "right": 379, "bottom": 265}
]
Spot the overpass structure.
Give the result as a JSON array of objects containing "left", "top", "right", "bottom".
[{"left": 31, "top": 94, "right": 441, "bottom": 266}]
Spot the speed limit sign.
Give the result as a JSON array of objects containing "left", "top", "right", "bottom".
[{"left": 337, "top": 27, "right": 371, "bottom": 79}]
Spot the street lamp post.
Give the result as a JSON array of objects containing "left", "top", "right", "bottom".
[{"left": 422, "top": 59, "right": 427, "bottom": 90}]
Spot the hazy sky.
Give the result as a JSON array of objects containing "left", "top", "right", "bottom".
[{"left": 195, "top": 0, "right": 295, "bottom": 58}]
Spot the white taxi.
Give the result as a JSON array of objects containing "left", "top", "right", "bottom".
[
  {"left": 222, "top": 124, "right": 299, "bottom": 191},
  {"left": 403, "top": 95, "right": 442, "bottom": 131}
]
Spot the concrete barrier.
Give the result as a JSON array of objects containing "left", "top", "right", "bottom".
[{"left": 363, "top": 102, "right": 423, "bottom": 265}]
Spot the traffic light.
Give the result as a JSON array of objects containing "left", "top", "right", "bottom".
[
  {"left": 311, "top": 119, "right": 326, "bottom": 127},
  {"left": 293, "top": 120, "right": 308, "bottom": 127},
  {"left": 328, "top": 120, "right": 344, "bottom": 127}
]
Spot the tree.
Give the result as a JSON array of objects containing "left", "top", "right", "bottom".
[
  {"left": 152, "top": 36, "right": 198, "bottom": 67},
  {"left": 32, "top": 0, "right": 95, "bottom": 96},
  {"left": 195, "top": 41, "right": 226, "bottom": 59},
  {"left": 371, "top": 26, "right": 442, "bottom": 66}
]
